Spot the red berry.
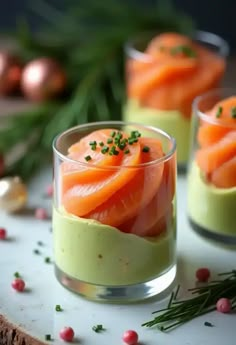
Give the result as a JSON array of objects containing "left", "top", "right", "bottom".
[
  {"left": 11, "top": 278, "right": 25, "bottom": 292},
  {"left": 35, "top": 207, "right": 48, "bottom": 220},
  {"left": 0, "top": 228, "right": 7, "bottom": 240},
  {"left": 122, "top": 330, "right": 139, "bottom": 345},
  {"left": 196, "top": 267, "right": 210, "bottom": 282},
  {"left": 216, "top": 298, "right": 231, "bottom": 313},
  {"left": 59, "top": 327, "right": 74, "bottom": 342}
]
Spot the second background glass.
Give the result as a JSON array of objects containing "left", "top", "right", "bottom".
[{"left": 124, "top": 30, "right": 229, "bottom": 170}]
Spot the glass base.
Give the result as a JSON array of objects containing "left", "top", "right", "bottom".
[
  {"left": 55, "top": 264, "right": 176, "bottom": 303},
  {"left": 189, "top": 217, "right": 236, "bottom": 246}
]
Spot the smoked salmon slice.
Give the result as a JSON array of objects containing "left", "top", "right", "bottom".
[
  {"left": 196, "top": 131, "right": 236, "bottom": 174},
  {"left": 118, "top": 156, "right": 175, "bottom": 235},
  {"left": 211, "top": 156, "right": 236, "bottom": 188}
]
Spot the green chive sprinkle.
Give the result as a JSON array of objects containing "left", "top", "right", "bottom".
[
  {"left": 55, "top": 304, "right": 63, "bottom": 312},
  {"left": 124, "top": 149, "right": 130, "bottom": 154},
  {"left": 45, "top": 257, "right": 51, "bottom": 264},
  {"left": 111, "top": 131, "right": 116, "bottom": 137},
  {"left": 91, "top": 145, "right": 97, "bottom": 151},
  {"left": 92, "top": 324, "right": 105, "bottom": 333},
  {"left": 33, "top": 249, "right": 41, "bottom": 255},
  {"left": 99, "top": 141, "right": 104, "bottom": 147},
  {"left": 204, "top": 321, "right": 214, "bottom": 327},
  {"left": 170, "top": 45, "right": 197, "bottom": 57},
  {"left": 107, "top": 138, "right": 113, "bottom": 144},
  {"left": 131, "top": 130, "right": 141, "bottom": 138},
  {"left": 89, "top": 141, "right": 97, "bottom": 146},
  {"left": 101, "top": 146, "right": 109, "bottom": 154},
  {"left": 85, "top": 155, "right": 92, "bottom": 161},
  {"left": 45, "top": 334, "right": 52, "bottom": 341},
  {"left": 118, "top": 143, "right": 126, "bottom": 150},
  {"left": 14, "top": 272, "right": 21, "bottom": 278},
  {"left": 142, "top": 146, "right": 150, "bottom": 153},
  {"left": 216, "top": 106, "right": 223, "bottom": 118},
  {"left": 231, "top": 106, "right": 236, "bottom": 118}
]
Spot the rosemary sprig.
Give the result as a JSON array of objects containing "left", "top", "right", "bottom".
[{"left": 142, "top": 270, "right": 236, "bottom": 332}]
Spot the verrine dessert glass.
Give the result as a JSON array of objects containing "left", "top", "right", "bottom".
[
  {"left": 188, "top": 89, "right": 236, "bottom": 245},
  {"left": 53, "top": 121, "right": 177, "bottom": 302},
  {"left": 124, "top": 31, "right": 228, "bottom": 170}
]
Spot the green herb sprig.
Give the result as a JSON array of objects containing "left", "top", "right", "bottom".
[
  {"left": 0, "top": 0, "right": 193, "bottom": 180},
  {"left": 92, "top": 324, "right": 106, "bottom": 333},
  {"left": 142, "top": 270, "right": 236, "bottom": 332}
]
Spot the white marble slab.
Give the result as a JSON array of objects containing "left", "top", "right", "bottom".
[{"left": 0, "top": 169, "right": 236, "bottom": 344}]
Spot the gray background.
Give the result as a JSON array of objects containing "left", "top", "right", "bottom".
[{"left": 0, "top": 0, "right": 235, "bottom": 52}]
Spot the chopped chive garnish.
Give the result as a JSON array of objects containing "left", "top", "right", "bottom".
[
  {"left": 92, "top": 324, "right": 106, "bottom": 333},
  {"left": 37, "top": 241, "right": 43, "bottom": 246},
  {"left": 204, "top": 321, "right": 214, "bottom": 327},
  {"left": 170, "top": 45, "right": 197, "bottom": 58},
  {"left": 85, "top": 155, "right": 92, "bottom": 161},
  {"left": 118, "top": 143, "right": 126, "bottom": 150},
  {"left": 55, "top": 304, "right": 63, "bottom": 312},
  {"left": 45, "top": 334, "right": 52, "bottom": 341},
  {"left": 231, "top": 106, "right": 236, "bottom": 118},
  {"left": 33, "top": 249, "right": 41, "bottom": 255},
  {"left": 14, "top": 272, "right": 21, "bottom": 278},
  {"left": 107, "top": 138, "right": 113, "bottom": 144},
  {"left": 128, "top": 138, "right": 134, "bottom": 145},
  {"left": 89, "top": 141, "right": 97, "bottom": 146},
  {"left": 216, "top": 106, "right": 223, "bottom": 118},
  {"left": 45, "top": 257, "right": 51, "bottom": 264},
  {"left": 101, "top": 146, "right": 109, "bottom": 154},
  {"left": 91, "top": 145, "right": 97, "bottom": 151},
  {"left": 142, "top": 146, "right": 150, "bottom": 153},
  {"left": 111, "top": 131, "right": 116, "bottom": 137},
  {"left": 124, "top": 149, "right": 130, "bottom": 154},
  {"left": 115, "top": 132, "right": 123, "bottom": 140},
  {"left": 131, "top": 130, "right": 141, "bottom": 138},
  {"left": 99, "top": 141, "right": 104, "bottom": 147}
]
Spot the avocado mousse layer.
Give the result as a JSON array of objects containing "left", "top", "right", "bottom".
[
  {"left": 188, "top": 162, "right": 236, "bottom": 236},
  {"left": 53, "top": 207, "right": 175, "bottom": 286}
]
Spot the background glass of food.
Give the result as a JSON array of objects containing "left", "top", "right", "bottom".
[
  {"left": 188, "top": 89, "right": 236, "bottom": 246},
  {"left": 53, "top": 121, "right": 177, "bottom": 302},
  {"left": 124, "top": 31, "right": 229, "bottom": 171}
]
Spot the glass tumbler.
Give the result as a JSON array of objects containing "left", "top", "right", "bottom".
[
  {"left": 124, "top": 31, "right": 228, "bottom": 170},
  {"left": 188, "top": 89, "right": 236, "bottom": 245},
  {"left": 53, "top": 121, "right": 177, "bottom": 302}
]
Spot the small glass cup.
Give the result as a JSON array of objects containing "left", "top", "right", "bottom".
[
  {"left": 187, "top": 89, "right": 236, "bottom": 245},
  {"left": 53, "top": 121, "right": 177, "bottom": 302},
  {"left": 124, "top": 31, "right": 229, "bottom": 170}
]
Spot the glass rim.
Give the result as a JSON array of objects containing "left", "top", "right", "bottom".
[
  {"left": 192, "top": 88, "right": 236, "bottom": 128},
  {"left": 53, "top": 121, "right": 176, "bottom": 170},
  {"left": 124, "top": 30, "right": 229, "bottom": 61}
]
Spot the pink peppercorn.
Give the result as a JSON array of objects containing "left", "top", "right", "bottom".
[
  {"left": 46, "top": 184, "right": 53, "bottom": 197},
  {"left": 216, "top": 298, "right": 231, "bottom": 313},
  {"left": 122, "top": 330, "right": 139, "bottom": 345},
  {"left": 59, "top": 327, "right": 74, "bottom": 342},
  {"left": 196, "top": 267, "right": 210, "bottom": 282},
  {"left": 0, "top": 227, "right": 7, "bottom": 240},
  {"left": 35, "top": 207, "right": 48, "bottom": 220},
  {"left": 11, "top": 278, "right": 25, "bottom": 292}
]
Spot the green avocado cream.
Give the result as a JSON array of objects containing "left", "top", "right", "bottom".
[
  {"left": 53, "top": 207, "right": 176, "bottom": 286},
  {"left": 123, "top": 99, "right": 190, "bottom": 164},
  {"left": 188, "top": 162, "right": 236, "bottom": 236}
]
